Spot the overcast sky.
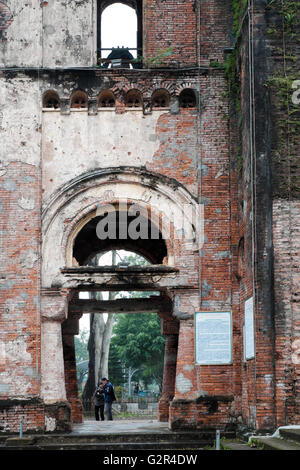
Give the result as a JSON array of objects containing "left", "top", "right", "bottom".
[{"left": 101, "top": 3, "right": 137, "bottom": 57}]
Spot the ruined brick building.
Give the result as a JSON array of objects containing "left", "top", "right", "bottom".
[{"left": 0, "top": 0, "right": 299, "bottom": 434}]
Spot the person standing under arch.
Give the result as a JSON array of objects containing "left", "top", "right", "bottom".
[
  {"left": 93, "top": 380, "right": 105, "bottom": 421},
  {"left": 102, "top": 377, "right": 116, "bottom": 420}
]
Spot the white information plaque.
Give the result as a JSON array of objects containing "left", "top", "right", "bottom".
[
  {"left": 195, "top": 311, "right": 232, "bottom": 365},
  {"left": 244, "top": 297, "right": 255, "bottom": 360}
]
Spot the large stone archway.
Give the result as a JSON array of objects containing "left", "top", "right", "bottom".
[{"left": 40, "top": 168, "right": 204, "bottom": 430}]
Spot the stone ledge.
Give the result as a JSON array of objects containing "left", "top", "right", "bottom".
[
  {"left": 170, "top": 395, "right": 234, "bottom": 405},
  {"left": 250, "top": 436, "right": 300, "bottom": 451},
  {"left": 0, "top": 397, "right": 43, "bottom": 409},
  {"left": 5, "top": 437, "right": 36, "bottom": 447}
]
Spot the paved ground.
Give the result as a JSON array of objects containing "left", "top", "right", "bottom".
[{"left": 71, "top": 419, "right": 171, "bottom": 435}]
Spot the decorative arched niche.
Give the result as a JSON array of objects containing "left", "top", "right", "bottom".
[
  {"left": 70, "top": 90, "right": 88, "bottom": 109},
  {"left": 152, "top": 89, "right": 170, "bottom": 109},
  {"left": 125, "top": 89, "right": 142, "bottom": 108},
  {"left": 43, "top": 90, "right": 60, "bottom": 110},
  {"left": 179, "top": 88, "right": 196, "bottom": 108},
  {"left": 98, "top": 90, "right": 116, "bottom": 108}
]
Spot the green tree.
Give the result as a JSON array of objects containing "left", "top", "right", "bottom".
[
  {"left": 75, "top": 329, "right": 89, "bottom": 363},
  {"left": 75, "top": 329, "right": 89, "bottom": 392},
  {"left": 108, "top": 339, "right": 125, "bottom": 386},
  {"left": 109, "top": 312, "right": 165, "bottom": 392}
]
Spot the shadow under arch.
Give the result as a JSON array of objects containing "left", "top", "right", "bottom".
[{"left": 73, "top": 203, "right": 168, "bottom": 266}]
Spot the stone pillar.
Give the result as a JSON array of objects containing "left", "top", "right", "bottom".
[
  {"left": 168, "top": 292, "right": 198, "bottom": 430},
  {"left": 158, "top": 333, "right": 178, "bottom": 421},
  {"left": 41, "top": 288, "right": 71, "bottom": 432},
  {"left": 169, "top": 317, "right": 197, "bottom": 430},
  {"left": 62, "top": 312, "right": 83, "bottom": 424}
]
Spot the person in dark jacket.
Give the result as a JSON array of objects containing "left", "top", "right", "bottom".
[
  {"left": 101, "top": 377, "right": 116, "bottom": 421},
  {"left": 93, "top": 381, "right": 105, "bottom": 421}
]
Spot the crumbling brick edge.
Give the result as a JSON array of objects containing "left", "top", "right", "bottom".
[{"left": 0, "top": 398, "right": 71, "bottom": 434}]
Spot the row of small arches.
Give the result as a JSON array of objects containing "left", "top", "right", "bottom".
[{"left": 43, "top": 88, "right": 197, "bottom": 110}]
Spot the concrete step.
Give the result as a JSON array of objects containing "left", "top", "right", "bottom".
[
  {"left": 39, "top": 431, "right": 226, "bottom": 444},
  {"left": 1, "top": 440, "right": 206, "bottom": 451},
  {"left": 250, "top": 436, "right": 300, "bottom": 451},
  {"left": 41, "top": 431, "right": 207, "bottom": 441},
  {"left": 1, "top": 430, "right": 237, "bottom": 451},
  {"left": 279, "top": 428, "right": 300, "bottom": 444},
  {"left": 220, "top": 439, "right": 258, "bottom": 451}
]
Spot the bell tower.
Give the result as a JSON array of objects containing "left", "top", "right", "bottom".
[{"left": 1, "top": 0, "right": 300, "bottom": 435}]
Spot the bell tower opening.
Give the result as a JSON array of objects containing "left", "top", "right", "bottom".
[{"left": 97, "top": 1, "right": 142, "bottom": 67}]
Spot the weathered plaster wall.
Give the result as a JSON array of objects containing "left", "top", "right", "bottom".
[
  {"left": 0, "top": 1, "right": 42, "bottom": 68},
  {"left": 0, "top": 0, "right": 94, "bottom": 68},
  {"left": 0, "top": 159, "right": 41, "bottom": 399},
  {"left": 0, "top": 72, "right": 41, "bottom": 407},
  {"left": 42, "top": 110, "right": 165, "bottom": 202},
  {"left": 0, "top": 74, "right": 41, "bottom": 167},
  {"left": 41, "top": 0, "right": 95, "bottom": 68}
]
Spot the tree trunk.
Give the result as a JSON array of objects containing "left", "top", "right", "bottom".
[
  {"left": 99, "top": 311, "right": 114, "bottom": 378},
  {"left": 82, "top": 312, "right": 96, "bottom": 405},
  {"left": 82, "top": 251, "right": 116, "bottom": 402}
]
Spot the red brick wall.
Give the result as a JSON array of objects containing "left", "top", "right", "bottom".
[
  {"left": 0, "top": 399, "right": 44, "bottom": 434},
  {"left": 0, "top": 162, "right": 41, "bottom": 399},
  {"left": 144, "top": 0, "right": 197, "bottom": 67}
]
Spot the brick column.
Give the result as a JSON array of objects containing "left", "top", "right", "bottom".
[
  {"left": 164, "top": 292, "right": 199, "bottom": 430},
  {"left": 169, "top": 317, "right": 197, "bottom": 429},
  {"left": 158, "top": 333, "right": 178, "bottom": 422},
  {"left": 62, "top": 313, "right": 83, "bottom": 424},
  {"left": 40, "top": 289, "right": 71, "bottom": 432}
]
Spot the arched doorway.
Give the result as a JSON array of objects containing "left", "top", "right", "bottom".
[
  {"left": 63, "top": 202, "right": 178, "bottom": 424},
  {"left": 41, "top": 168, "right": 202, "bottom": 430},
  {"left": 73, "top": 249, "right": 172, "bottom": 422}
]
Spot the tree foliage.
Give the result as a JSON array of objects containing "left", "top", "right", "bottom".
[
  {"left": 75, "top": 329, "right": 89, "bottom": 363},
  {"left": 78, "top": 250, "right": 165, "bottom": 398},
  {"left": 109, "top": 312, "right": 165, "bottom": 390}
]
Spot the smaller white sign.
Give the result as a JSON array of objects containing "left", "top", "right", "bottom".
[{"left": 244, "top": 297, "right": 255, "bottom": 360}]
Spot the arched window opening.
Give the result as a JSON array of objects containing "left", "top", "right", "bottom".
[
  {"left": 43, "top": 90, "right": 60, "bottom": 110},
  {"left": 152, "top": 89, "right": 170, "bottom": 109},
  {"left": 98, "top": 90, "right": 116, "bottom": 108},
  {"left": 179, "top": 89, "right": 196, "bottom": 109},
  {"left": 125, "top": 89, "right": 142, "bottom": 108},
  {"left": 72, "top": 207, "right": 168, "bottom": 266},
  {"left": 71, "top": 90, "right": 88, "bottom": 109},
  {"left": 97, "top": 1, "right": 142, "bottom": 68}
]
